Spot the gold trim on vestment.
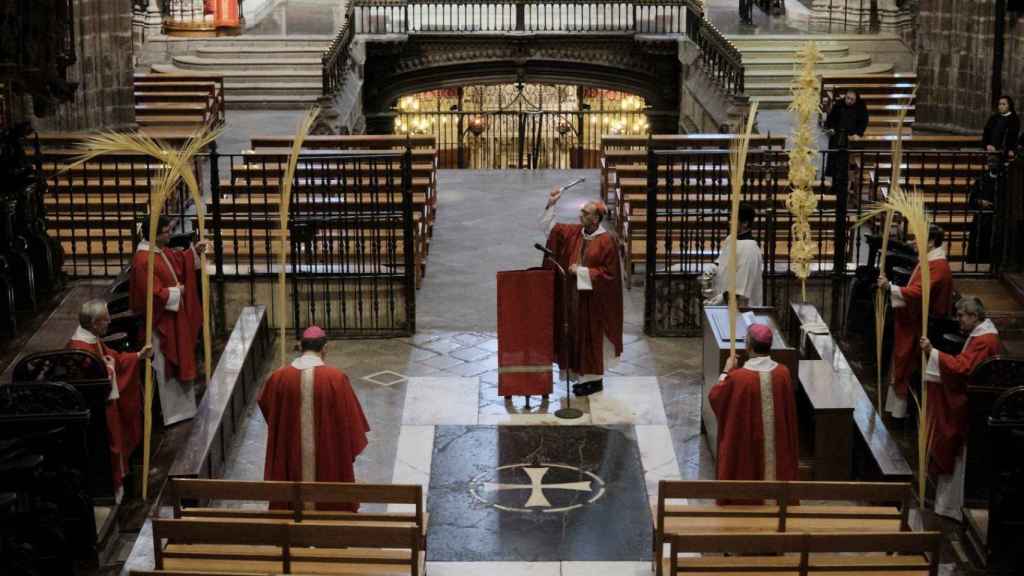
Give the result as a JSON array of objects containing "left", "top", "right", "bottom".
[
  {"left": 497, "top": 366, "right": 554, "bottom": 374},
  {"left": 759, "top": 371, "right": 777, "bottom": 481}
]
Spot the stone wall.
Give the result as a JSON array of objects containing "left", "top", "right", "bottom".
[
  {"left": 34, "top": 0, "right": 135, "bottom": 131},
  {"left": 916, "top": 2, "right": 1024, "bottom": 132}
]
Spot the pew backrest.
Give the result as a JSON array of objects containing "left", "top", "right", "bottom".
[{"left": 667, "top": 531, "right": 940, "bottom": 576}]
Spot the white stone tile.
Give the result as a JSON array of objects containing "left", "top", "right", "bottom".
[
  {"left": 561, "top": 561, "right": 652, "bottom": 576},
  {"left": 426, "top": 562, "right": 561, "bottom": 576},
  {"left": 402, "top": 377, "right": 479, "bottom": 425},
  {"left": 478, "top": 411, "right": 593, "bottom": 425},
  {"left": 589, "top": 376, "right": 668, "bottom": 425},
  {"left": 387, "top": 425, "right": 435, "bottom": 514},
  {"left": 635, "top": 425, "right": 681, "bottom": 479}
]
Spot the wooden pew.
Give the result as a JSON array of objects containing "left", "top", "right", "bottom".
[
  {"left": 134, "top": 73, "right": 225, "bottom": 129},
  {"left": 165, "top": 478, "right": 426, "bottom": 546},
  {"left": 598, "top": 134, "right": 787, "bottom": 202},
  {"left": 666, "top": 531, "right": 940, "bottom": 576},
  {"left": 141, "top": 517, "right": 423, "bottom": 576},
  {"left": 653, "top": 480, "right": 914, "bottom": 575}
]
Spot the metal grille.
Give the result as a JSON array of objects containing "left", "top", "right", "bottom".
[{"left": 642, "top": 147, "right": 999, "bottom": 336}]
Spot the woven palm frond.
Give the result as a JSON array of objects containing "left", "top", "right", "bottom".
[
  {"left": 278, "top": 106, "right": 322, "bottom": 366},
  {"left": 727, "top": 100, "right": 760, "bottom": 354}
]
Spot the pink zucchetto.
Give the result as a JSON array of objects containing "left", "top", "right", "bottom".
[
  {"left": 747, "top": 323, "right": 773, "bottom": 346},
  {"left": 302, "top": 325, "right": 327, "bottom": 340}
]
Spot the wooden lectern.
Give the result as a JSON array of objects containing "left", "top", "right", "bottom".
[{"left": 701, "top": 305, "right": 798, "bottom": 458}]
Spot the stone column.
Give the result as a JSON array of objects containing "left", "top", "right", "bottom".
[{"left": 34, "top": 0, "right": 136, "bottom": 131}]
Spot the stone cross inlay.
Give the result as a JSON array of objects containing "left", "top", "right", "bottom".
[{"left": 482, "top": 466, "right": 592, "bottom": 508}]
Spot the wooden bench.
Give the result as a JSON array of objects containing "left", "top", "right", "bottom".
[
  {"left": 165, "top": 478, "right": 426, "bottom": 547},
  {"left": 139, "top": 517, "right": 423, "bottom": 576},
  {"left": 653, "top": 479, "right": 915, "bottom": 575},
  {"left": 665, "top": 531, "right": 940, "bottom": 576},
  {"left": 134, "top": 73, "right": 225, "bottom": 129},
  {"left": 599, "top": 134, "right": 787, "bottom": 202}
]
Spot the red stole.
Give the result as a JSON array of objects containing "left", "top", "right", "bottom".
[
  {"left": 258, "top": 361, "right": 370, "bottom": 511},
  {"left": 709, "top": 364, "right": 800, "bottom": 502},
  {"left": 544, "top": 223, "right": 624, "bottom": 375},
  {"left": 892, "top": 257, "right": 954, "bottom": 395},
  {"left": 67, "top": 337, "right": 144, "bottom": 492},
  {"left": 927, "top": 331, "right": 1000, "bottom": 474},
  {"left": 129, "top": 245, "right": 202, "bottom": 382}
]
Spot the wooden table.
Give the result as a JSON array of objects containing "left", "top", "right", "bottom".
[
  {"left": 797, "top": 360, "right": 855, "bottom": 480},
  {"left": 701, "top": 306, "right": 798, "bottom": 459}
]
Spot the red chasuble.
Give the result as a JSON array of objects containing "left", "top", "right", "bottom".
[
  {"left": 709, "top": 361, "right": 799, "bottom": 501},
  {"left": 129, "top": 244, "right": 203, "bottom": 382},
  {"left": 925, "top": 321, "right": 1000, "bottom": 474},
  {"left": 891, "top": 250, "right": 954, "bottom": 397},
  {"left": 212, "top": 0, "right": 240, "bottom": 27},
  {"left": 544, "top": 223, "right": 623, "bottom": 376},
  {"left": 259, "top": 357, "right": 370, "bottom": 511},
  {"left": 67, "top": 330, "right": 145, "bottom": 492}
]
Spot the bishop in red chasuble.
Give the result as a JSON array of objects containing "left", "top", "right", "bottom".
[
  {"left": 67, "top": 299, "right": 151, "bottom": 496},
  {"left": 710, "top": 324, "right": 799, "bottom": 498},
  {"left": 259, "top": 327, "right": 370, "bottom": 511},
  {"left": 920, "top": 296, "right": 1000, "bottom": 521},
  {"left": 541, "top": 187, "right": 623, "bottom": 396},
  {"left": 878, "top": 226, "right": 954, "bottom": 419},
  {"left": 129, "top": 216, "right": 206, "bottom": 426}
]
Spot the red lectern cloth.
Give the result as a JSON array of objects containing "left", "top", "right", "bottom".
[{"left": 497, "top": 268, "right": 555, "bottom": 396}]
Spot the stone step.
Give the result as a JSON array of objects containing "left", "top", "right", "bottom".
[
  {"left": 732, "top": 42, "right": 850, "bottom": 59},
  {"left": 742, "top": 52, "right": 874, "bottom": 72},
  {"left": 225, "top": 94, "right": 323, "bottom": 110},
  {"left": 727, "top": 33, "right": 903, "bottom": 43},
  {"left": 223, "top": 82, "right": 323, "bottom": 97},
  {"left": 196, "top": 46, "right": 327, "bottom": 60},
  {"left": 152, "top": 64, "right": 320, "bottom": 85},
  {"left": 150, "top": 35, "right": 334, "bottom": 51},
  {"left": 171, "top": 55, "right": 322, "bottom": 73}
]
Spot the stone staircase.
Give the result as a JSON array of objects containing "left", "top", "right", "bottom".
[
  {"left": 727, "top": 34, "right": 908, "bottom": 110},
  {"left": 149, "top": 36, "right": 332, "bottom": 109}
]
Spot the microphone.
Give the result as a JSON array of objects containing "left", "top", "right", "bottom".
[{"left": 534, "top": 243, "right": 555, "bottom": 258}]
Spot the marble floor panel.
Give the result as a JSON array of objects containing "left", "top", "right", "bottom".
[{"left": 426, "top": 425, "right": 653, "bottom": 562}]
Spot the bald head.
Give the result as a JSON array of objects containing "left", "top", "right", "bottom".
[{"left": 579, "top": 201, "right": 606, "bottom": 233}]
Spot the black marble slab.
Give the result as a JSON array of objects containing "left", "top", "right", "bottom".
[
  {"left": 168, "top": 305, "right": 269, "bottom": 480},
  {"left": 426, "top": 425, "right": 652, "bottom": 561}
]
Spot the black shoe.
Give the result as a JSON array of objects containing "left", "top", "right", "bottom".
[
  {"left": 571, "top": 383, "right": 585, "bottom": 395},
  {"left": 575, "top": 380, "right": 603, "bottom": 396}
]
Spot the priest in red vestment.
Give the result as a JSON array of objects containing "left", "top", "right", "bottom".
[
  {"left": 920, "top": 296, "right": 1000, "bottom": 521},
  {"left": 710, "top": 323, "right": 799, "bottom": 500},
  {"left": 541, "top": 187, "right": 624, "bottom": 396},
  {"left": 878, "top": 225, "right": 954, "bottom": 419},
  {"left": 129, "top": 215, "right": 207, "bottom": 426},
  {"left": 259, "top": 326, "right": 370, "bottom": 511},
  {"left": 67, "top": 299, "right": 152, "bottom": 497}
]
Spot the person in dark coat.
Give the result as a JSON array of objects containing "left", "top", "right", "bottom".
[
  {"left": 967, "top": 155, "right": 1004, "bottom": 264},
  {"left": 982, "top": 95, "right": 1020, "bottom": 160},
  {"left": 824, "top": 90, "right": 870, "bottom": 178}
]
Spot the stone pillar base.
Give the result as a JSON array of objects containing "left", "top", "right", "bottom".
[{"left": 809, "top": 0, "right": 913, "bottom": 34}]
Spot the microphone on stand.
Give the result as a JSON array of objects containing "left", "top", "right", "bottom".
[{"left": 534, "top": 243, "right": 555, "bottom": 258}]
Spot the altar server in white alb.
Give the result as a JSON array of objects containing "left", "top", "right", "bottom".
[{"left": 706, "top": 203, "right": 763, "bottom": 307}]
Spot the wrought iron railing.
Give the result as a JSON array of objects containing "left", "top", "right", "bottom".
[
  {"left": 322, "top": 11, "right": 356, "bottom": 96},
  {"left": 349, "top": 0, "right": 692, "bottom": 34},
  {"left": 322, "top": 0, "right": 744, "bottom": 98},
  {"left": 695, "top": 21, "right": 744, "bottom": 96},
  {"left": 372, "top": 109, "right": 670, "bottom": 169},
  {"left": 642, "top": 147, "right": 998, "bottom": 336},
  {"left": 161, "top": 0, "right": 243, "bottom": 36}
]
